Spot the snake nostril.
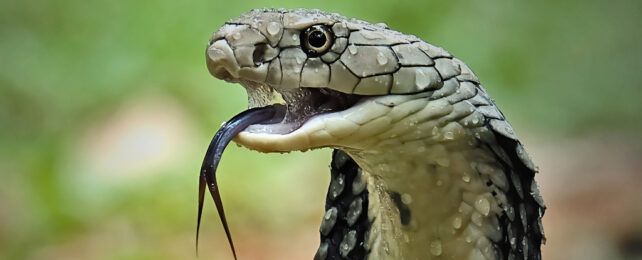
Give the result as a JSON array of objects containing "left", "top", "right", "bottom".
[{"left": 252, "top": 44, "right": 267, "bottom": 66}]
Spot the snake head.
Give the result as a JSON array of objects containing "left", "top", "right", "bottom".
[{"left": 206, "top": 8, "right": 478, "bottom": 153}]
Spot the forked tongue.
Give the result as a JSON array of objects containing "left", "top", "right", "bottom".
[{"left": 196, "top": 105, "right": 278, "bottom": 259}]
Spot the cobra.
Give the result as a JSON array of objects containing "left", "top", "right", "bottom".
[{"left": 198, "top": 8, "right": 545, "bottom": 260}]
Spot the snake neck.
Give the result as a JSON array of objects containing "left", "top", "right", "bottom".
[
  {"left": 349, "top": 135, "right": 506, "bottom": 260},
  {"left": 316, "top": 127, "right": 543, "bottom": 259}
]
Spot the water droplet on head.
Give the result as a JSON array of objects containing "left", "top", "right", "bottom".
[
  {"left": 292, "top": 34, "right": 299, "bottom": 41},
  {"left": 415, "top": 69, "right": 429, "bottom": 88},
  {"left": 375, "top": 22, "right": 388, "bottom": 28},
  {"left": 266, "top": 22, "right": 281, "bottom": 36},
  {"left": 348, "top": 44, "right": 358, "bottom": 55},
  {"left": 361, "top": 30, "right": 383, "bottom": 39},
  {"left": 376, "top": 52, "right": 388, "bottom": 65},
  {"left": 232, "top": 32, "right": 241, "bottom": 40},
  {"left": 462, "top": 174, "right": 471, "bottom": 182},
  {"left": 444, "top": 131, "right": 454, "bottom": 140}
]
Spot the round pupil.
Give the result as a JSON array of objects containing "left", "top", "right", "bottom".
[{"left": 308, "top": 30, "right": 326, "bottom": 48}]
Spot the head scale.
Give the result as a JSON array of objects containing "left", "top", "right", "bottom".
[{"left": 206, "top": 8, "right": 455, "bottom": 96}]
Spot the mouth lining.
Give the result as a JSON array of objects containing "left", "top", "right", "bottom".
[{"left": 239, "top": 79, "right": 362, "bottom": 134}]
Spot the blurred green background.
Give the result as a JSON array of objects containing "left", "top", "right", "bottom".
[{"left": 1, "top": 0, "right": 641, "bottom": 259}]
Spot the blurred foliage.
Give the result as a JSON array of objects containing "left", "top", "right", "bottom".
[{"left": 0, "top": 0, "right": 641, "bottom": 259}]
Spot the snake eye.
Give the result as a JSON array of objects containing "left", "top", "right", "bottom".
[{"left": 301, "top": 25, "right": 333, "bottom": 57}]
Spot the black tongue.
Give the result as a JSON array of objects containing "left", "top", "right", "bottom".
[{"left": 196, "top": 105, "right": 277, "bottom": 259}]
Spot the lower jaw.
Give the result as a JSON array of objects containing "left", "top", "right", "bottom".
[{"left": 234, "top": 106, "right": 343, "bottom": 153}]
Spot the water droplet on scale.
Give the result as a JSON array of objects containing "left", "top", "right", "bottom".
[
  {"left": 430, "top": 240, "right": 442, "bottom": 256},
  {"left": 232, "top": 32, "right": 241, "bottom": 40},
  {"left": 475, "top": 196, "right": 491, "bottom": 216},
  {"left": 361, "top": 30, "right": 383, "bottom": 39},
  {"left": 444, "top": 131, "right": 454, "bottom": 140},
  {"left": 401, "top": 193, "right": 412, "bottom": 204},
  {"left": 376, "top": 52, "right": 388, "bottom": 65},
  {"left": 375, "top": 22, "right": 388, "bottom": 28},
  {"left": 415, "top": 69, "right": 429, "bottom": 88},
  {"left": 348, "top": 44, "right": 358, "bottom": 55},
  {"left": 431, "top": 126, "right": 439, "bottom": 136},
  {"left": 266, "top": 22, "right": 281, "bottom": 36},
  {"left": 453, "top": 216, "right": 462, "bottom": 229},
  {"left": 292, "top": 34, "right": 298, "bottom": 41}
]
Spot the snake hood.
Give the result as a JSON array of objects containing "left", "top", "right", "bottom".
[{"left": 204, "top": 8, "right": 545, "bottom": 260}]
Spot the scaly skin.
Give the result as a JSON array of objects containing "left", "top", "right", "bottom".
[{"left": 206, "top": 8, "right": 545, "bottom": 260}]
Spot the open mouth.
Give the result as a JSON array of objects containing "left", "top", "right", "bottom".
[{"left": 238, "top": 79, "right": 362, "bottom": 135}]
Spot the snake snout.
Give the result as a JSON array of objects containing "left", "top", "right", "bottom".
[
  {"left": 206, "top": 39, "right": 241, "bottom": 81},
  {"left": 207, "top": 23, "right": 277, "bottom": 84}
]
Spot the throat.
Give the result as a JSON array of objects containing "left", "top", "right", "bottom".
[{"left": 340, "top": 137, "right": 508, "bottom": 260}]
